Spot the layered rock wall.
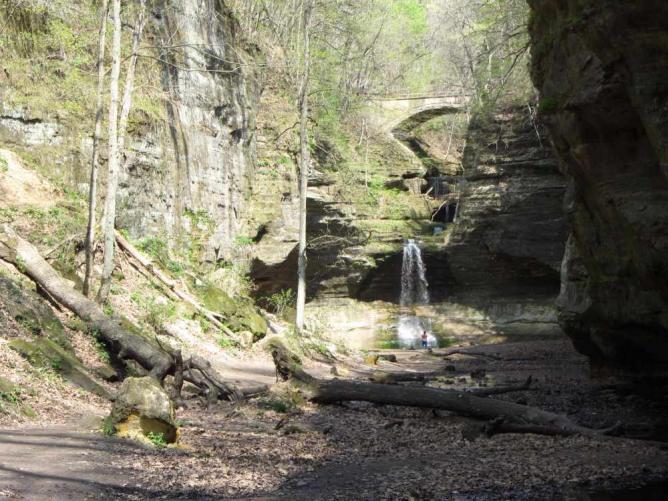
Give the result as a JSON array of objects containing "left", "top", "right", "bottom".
[
  {"left": 528, "top": 0, "right": 668, "bottom": 370},
  {"left": 0, "top": 0, "right": 258, "bottom": 259},
  {"left": 435, "top": 107, "right": 567, "bottom": 333},
  {"left": 119, "top": 0, "right": 258, "bottom": 259}
]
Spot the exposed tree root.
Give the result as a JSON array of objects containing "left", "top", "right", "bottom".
[{"left": 0, "top": 224, "right": 266, "bottom": 401}]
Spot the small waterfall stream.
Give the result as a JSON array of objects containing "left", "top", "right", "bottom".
[{"left": 397, "top": 240, "right": 437, "bottom": 348}]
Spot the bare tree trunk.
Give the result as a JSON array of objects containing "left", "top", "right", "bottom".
[
  {"left": 83, "top": 0, "right": 110, "bottom": 297},
  {"left": 295, "top": 0, "right": 312, "bottom": 333},
  {"left": 117, "top": 0, "right": 147, "bottom": 161},
  {"left": 97, "top": 0, "right": 123, "bottom": 303}
]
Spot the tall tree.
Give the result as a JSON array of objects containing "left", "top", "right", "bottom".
[
  {"left": 83, "top": 0, "right": 110, "bottom": 297},
  {"left": 97, "top": 0, "right": 147, "bottom": 303},
  {"left": 117, "top": 0, "right": 147, "bottom": 160},
  {"left": 97, "top": 0, "right": 122, "bottom": 303},
  {"left": 295, "top": 0, "right": 313, "bottom": 333}
]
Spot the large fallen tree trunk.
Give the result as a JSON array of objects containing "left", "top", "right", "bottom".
[
  {"left": 0, "top": 224, "right": 264, "bottom": 400},
  {"left": 270, "top": 340, "right": 609, "bottom": 436}
]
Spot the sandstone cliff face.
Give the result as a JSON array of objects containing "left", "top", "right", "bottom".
[
  {"left": 447, "top": 108, "right": 567, "bottom": 308},
  {"left": 415, "top": 107, "right": 568, "bottom": 335},
  {"left": 284, "top": 106, "right": 567, "bottom": 344},
  {"left": 119, "top": 0, "right": 258, "bottom": 260},
  {"left": 528, "top": 0, "right": 668, "bottom": 370},
  {"left": 0, "top": 0, "right": 258, "bottom": 259}
]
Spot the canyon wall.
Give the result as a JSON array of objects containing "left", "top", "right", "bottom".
[
  {"left": 0, "top": 0, "right": 258, "bottom": 260},
  {"left": 119, "top": 0, "right": 259, "bottom": 260},
  {"left": 443, "top": 106, "right": 567, "bottom": 334},
  {"left": 528, "top": 0, "right": 668, "bottom": 371}
]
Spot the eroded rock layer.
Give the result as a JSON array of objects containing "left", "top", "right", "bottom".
[
  {"left": 118, "top": 0, "right": 258, "bottom": 260},
  {"left": 445, "top": 107, "right": 567, "bottom": 322},
  {"left": 528, "top": 0, "right": 668, "bottom": 371}
]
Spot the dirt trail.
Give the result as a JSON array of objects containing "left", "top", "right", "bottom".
[
  {"left": 0, "top": 426, "right": 162, "bottom": 500},
  {"left": 1, "top": 340, "right": 667, "bottom": 500}
]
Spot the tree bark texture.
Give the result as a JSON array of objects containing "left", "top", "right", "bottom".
[
  {"left": 97, "top": 0, "right": 123, "bottom": 303},
  {"left": 83, "top": 0, "right": 110, "bottom": 297},
  {"left": 295, "top": 0, "right": 313, "bottom": 333}
]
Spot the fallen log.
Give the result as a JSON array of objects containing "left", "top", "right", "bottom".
[
  {"left": 463, "top": 376, "right": 534, "bottom": 396},
  {"left": 442, "top": 349, "right": 503, "bottom": 360},
  {"left": 0, "top": 224, "right": 263, "bottom": 400},
  {"left": 114, "top": 231, "right": 238, "bottom": 340},
  {"left": 269, "top": 340, "right": 609, "bottom": 436},
  {"left": 478, "top": 416, "right": 622, "bottom": 439}
]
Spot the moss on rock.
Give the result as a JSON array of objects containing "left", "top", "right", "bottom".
[
  {"left": 0, "top": 276, "right": 70, "bottom": 349},
  {"left": 196, "top": 283, "right": 268, "bottom": 339},
  {"left": 109, "top": 377, "right": 178, "bottom": 444},
  {"left": 8, "top": 337, "right": 111, "bottom": 399}
]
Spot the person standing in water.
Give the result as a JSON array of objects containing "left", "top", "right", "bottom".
[{"left": 421, "top": 330, "right": 428, "bottom": 348}]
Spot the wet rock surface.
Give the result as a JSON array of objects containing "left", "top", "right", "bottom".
[{"left": 110, "top": 376, "right": 178, "bottom": 444}]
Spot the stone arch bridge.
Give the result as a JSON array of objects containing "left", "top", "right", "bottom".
[{"left": 364, "top": 92, "right": 471, "bottom": 134}]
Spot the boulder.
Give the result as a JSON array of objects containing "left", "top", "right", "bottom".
[
  {"left": 110, "top": 376, "right": 178, "bottom": 444},
  {"left": 238, "top": 330, "right": 254, "bottom": 348},
  {"left": 196, "top": 283, "right": 268, "bottom": 339}
]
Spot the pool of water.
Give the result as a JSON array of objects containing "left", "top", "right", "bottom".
[{"left": 373, "top": 313, "right": 455, "bottom": 349}]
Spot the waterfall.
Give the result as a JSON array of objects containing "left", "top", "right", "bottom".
[
  {"left": 397, "top": 239, "right": 436, "bottom": 348},
  {"left": 400, "top": 239, "right": 430, "bottom": 306}
]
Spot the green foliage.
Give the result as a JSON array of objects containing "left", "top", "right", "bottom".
[
  {"left": 93, "top": 338, "right": 111, "bottom": 364},
  {"left": 217, "top": 336, "right": 238, "bottom": 349},
  {"left": 390, "top": 0, "right": 428, "bottom": 36},
  {"left": 15, "top": 256, "right": 27, "bottom": 273},
  {"left": 89, "top": 328, "right": 112, "bottom": 364},
  {"left": 0, "top": 388, "right": 22, "bottom": 406},
  {"left": 234, "top": 235, "right": 254, "bottom": 246},
  {"left": 131, "top": 292, "right": 176, "bottom": 333},
  {"left": 138, "top": 237, "right": 169, "bottom": 262},
  {"left": 538, "top": 96, "right": 560, "bottom": 113},
  {"left": 146, "top": 431, "right": 167, "bottom": 447},
  {"left": 136, "top": 236, "right": 186, "bottom": 277},
  {"left": 376, "top": 339, "right": 402, "bottom": 349},
  {"left": 144, "top": 299, "right": 176, "bottom": 332},
  {"left": 0, "top": 157, "right": 8, "bottom": 173},
  {"left": 264, "top": 288, "right": 296, "bottom": 317},
  {"left": 101, "top": 416, "right": 116, "bottom": 436},
  {"left": 49, "top": 355, "right": 63, "bottom": 371}
]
